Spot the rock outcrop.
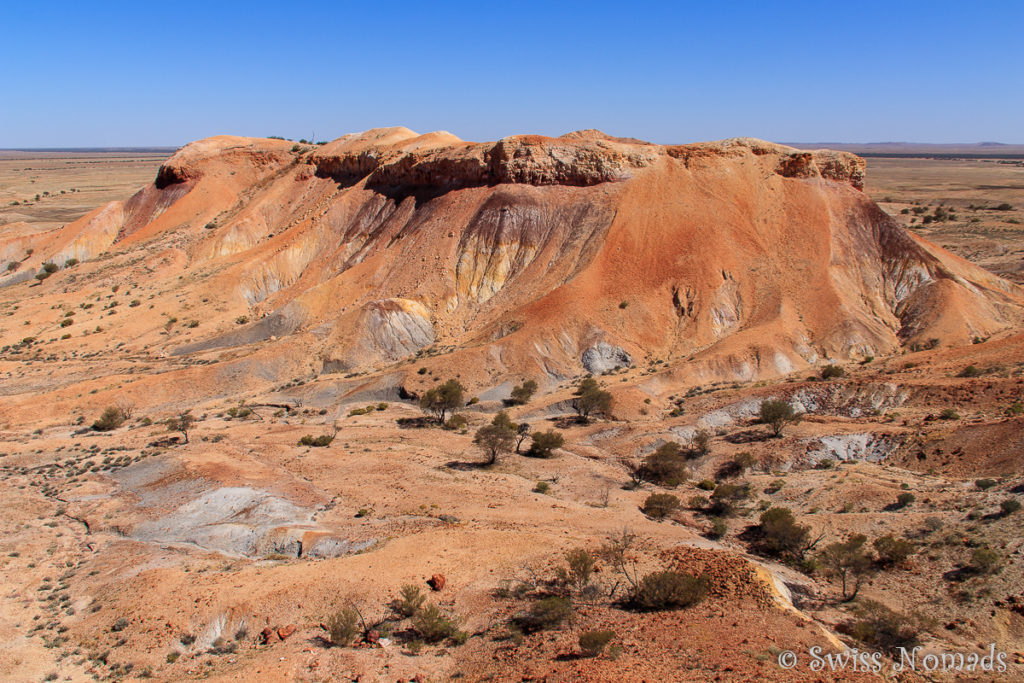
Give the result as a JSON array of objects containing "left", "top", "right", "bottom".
[{"left": 3, "top": 127, "right": 1021, "bottom": 412}]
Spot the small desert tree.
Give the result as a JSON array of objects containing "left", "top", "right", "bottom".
[
  {"left": 639, "top": 442, "right": 689, "bottom": 487},
  {"left": 574, "top": 378, "right": 612, "bottom": 421},
  {"left": 872, "top": 535, "right": 916, "bottom": 567},
  {"left": 167, "top": 411, "right": 195, "bottom": 444},
  {"left": 515, "top": 422, "right": 531, "bottom": 453},
  {"left": 473, "top": 423, "right": 516, "bottom": 466},
  {"left": 756, "top": 507, "right": 817, "bottom": 561},
  {"left": 419, "top": 379, "right": 465, "bottom": 423},
  {"left": 526, "top": 430, "right": 565, "bottom": 458},
  {"left": 509, "top": 379, "right": 538, "bottom": 405},
  {"left": 818, "top": 534, "right": 874, "bottom": 601},
  {"left": 92, "top": 406, "right": 127, "bottom": 432},
  {"left": 759, "top": 399, "right": 801, "bottom": 437}
]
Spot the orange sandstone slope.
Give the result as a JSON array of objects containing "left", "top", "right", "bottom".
[{"left": 3, "top": 128, "right": 1022, "bottom": 400}]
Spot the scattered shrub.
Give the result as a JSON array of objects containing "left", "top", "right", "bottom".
[
  {"left": 533, "top": 481, "right": 550, "bottom": 494},
  {"left": 578, "top": 630, "right": 615, "bottom": 657},
  {"left": 843, "top": 600, "right": 920, "bottom": 655},
  {"left": 515, "top": 596, "right": 571, "bottom": 632},
  {"left": 420, "top": 379, "right": 465, "bottom": 422},
  {"left": 509, "top": 379, "right": 538, "bottom": 405},
  {"left": 92, "top": 406, "right": 127, "bottom": 432},
  {"left": 821, "top": 364, "right": 845, "bottom": 379},
  {"left": 894, "top": 492, "right": 915, "bottom": 509},
  {"left": 939, "top": 408, "right": 960, "bottom": 420},
  {"left": 396, "top": 584, "right": 426, "bottom": 618},
  {"left": 525, "top": 430, "right": 564, "bottom": 458},
  {"left": 412, "top": 603, "right": 466, "bottom": 644},
  {"left": 975, "top": 478, "right": 997, "bottom": 490},
  {"left": 872, "top": 535, "right": 916, "bottom": 567},
  {"left": 642, "top": 493, "right": 680, "bottom": 519},
  {"left": 573, "top": 378, "right": 612, "bottom": 420},
  {"left": 630, "top": 571, "right": 708, "bottom": 610},
  {"left": 999, "top": 498, "right": 1021, "bottom": 516},
  {"left": 325, "top": 607, "right": 361, "bottom": 646},
  {"left": 958, "top": 365, "right": 983, "bottom": 378},
  {"left": 971, "top": 547, "right": 1001, "bottom": 574},
  {"left": 298, "top": 434, "right": 334, "bottom": 447},
  {"left": 756, "top": 507, "right": 812, "bottom": 560},
  {"left": 759, "top": 399, "right": 801, "bottom": 437},
  {"left": 443, "top": 414, "right": 468, "bottom": 431},
  {"left": 639, "top": 442, "right": 689, "bottom": 486}
]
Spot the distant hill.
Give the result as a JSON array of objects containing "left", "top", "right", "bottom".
[{"left": 785, "top": 142, "right": 1024, "bottom": 159}]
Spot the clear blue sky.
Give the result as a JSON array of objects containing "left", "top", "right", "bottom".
[{"left": 1, "top": 1, "right": 1022, "bottom": 147}]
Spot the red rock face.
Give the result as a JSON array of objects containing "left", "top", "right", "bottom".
[{"left": 8, "top": 127, "right": 1021, "bottom": 417}]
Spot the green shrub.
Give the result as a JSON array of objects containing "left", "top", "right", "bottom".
[
  {"left": 999, "top": 498, "right": 1021, "bottom": 516},
  {"left": 443, "top": 414, "right": 468, "bottom": 431},
  {"left": 533, "top": 481, "right": 550, "bottom": 494},
  {"left": 514, "top": 596, "right": 571, "bottom": 632},
  {"left": 958, "top": 365, "right": 983, "bottom": 378},
  {"left": 975, "top": 478, "right": 997, "bottom": 490},
  {"left": 639, "top": 442, "right": 689, "bottom": 486},
  {"left": 821, "top": 364, "right": 845, "bottom": 379},
  {"left": 630, "top": 571, "right": 708, "bottom": 610},
  {"left": 578, "top": 630, "right": 615, "bottom": 657},
  {"left": 412, "top": 603, "right": 466, "bottom": 644},
  {"left": 939, "top": 408, "right": 960, "bottom": 420},
  {"left": 325, "top": 607, "right": 361, "bottom": 646},
  {"left": 872, "top": 535, "right": 916, "bottom": 567},
  {"left": 92, "top": 406, "right": 126, "bottom": 432},
  {"left": 509, "top": 379, "right": 538, "bottom": 405},
  {"left": 396, "top": 584, "right": 425, "bottom": 618},
  {"left": 706, "top": 518, "right": 728, "bottom": 539},
  {"left": 562, "top": 548, "right": 595, "bottom": 591},
  {"left": 42, "top": 262, "right": 59, "bottom": 273},
  {"left": 573, "top": 377, "right": 612, "bottom": 420},
  {"left": 642, "top": 493, "right": 680, "bottom": 519},
  {"left": 894, "top": 492, "right": 915, "bottom": 508},
  {"left": 843, "top": 600, "right": 920, "bottom": 655},
  {"left": 756, "top": 507, "right": 811, "bottom": 560},
  {"left": 971, "top": 547, "right": 1001, "bottom": 574},
  {"left": 526, "top": 430, "right": 564, "bottom": 458},
  {"left": 759, "top": 399, "right": 801, "bottom": 437},
  {"left": 298, "top": 434, "right": 334, "bottom": 447},
  {"left": 696, "top": 479, "right": 715, "bottom": 491},
  {"left": 420, "top": 379, "right": 465, "bottom": 423}
]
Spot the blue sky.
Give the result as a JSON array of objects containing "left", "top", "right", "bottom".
[{"left": 1, "top": 1, "right": 1022, "bottom": 146}]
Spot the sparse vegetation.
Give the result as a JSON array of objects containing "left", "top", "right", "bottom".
[
  {"left": 525, "top": 429, "right": 565, "bottom": 458},
  {"left": 325, "top": 606, "right": 362, "bottom": 646},
  {"left": 420, "top": 379, "right": 465, "bottom": 423},
  {"left": 92, "top": 406, "right": 127, "bottom": 432},
  {"left": 579, "top": 630, "right": 616, "bottom": 657},
  {"left": 629, "top": 570, "right": 708, "bottom": 610},
  {"left": 509, "top": 379, "right": 538, "bottom": 405},
  {"left": 759, "top": 399, "right": 801, "bottom": 437},
  {"left": 573, "top": 377, "right": 612, "bottom": 421},
  {"left": 641, "top": 492, "right": 680, "bottom": 519}
]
